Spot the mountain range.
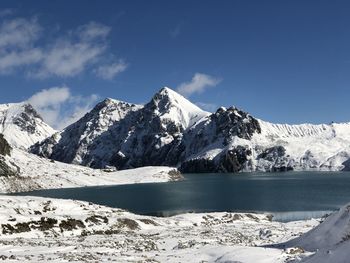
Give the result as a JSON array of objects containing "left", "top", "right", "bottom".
[
  {"left": 0, "top": 87, "right": 350, "bottom": 175},
  {"left": 20, "top": 87, "right": 350, "bottom": 173}
]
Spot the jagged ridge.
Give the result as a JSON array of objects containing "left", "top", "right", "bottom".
[{"left": 30, "top": 87, "right": 350, "bottom": 173}]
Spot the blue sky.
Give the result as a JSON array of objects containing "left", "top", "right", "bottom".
[{"left": 1, "top": 0, "right": 350, "bottom": 128}]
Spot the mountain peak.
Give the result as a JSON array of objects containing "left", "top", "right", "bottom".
[
  {"left": 153, "top": 86, "right": 204, "bottom": 111},
  {"left": 0, "top": 102, "right": 55, "bottom": 149},
  {"left": 157, "top": 86, "right": 179, "bottom": 96},
  {"left": 150, "top": 86, "right": 210, "bottom": 129}
]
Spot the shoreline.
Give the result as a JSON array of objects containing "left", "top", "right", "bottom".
[{"left": 0, "top": 149, "right": 183, "bottom": 194}]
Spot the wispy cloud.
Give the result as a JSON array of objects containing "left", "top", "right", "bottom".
[
  {"left": 28, "top": 87, "right": 99, "bottom": 130},
  {"left": 0, "top": 17, "right": 41, "bottom": 49},
  {"left": 195, "top": 102, "right": 218, "bottom": 112},
  {"left": 77, "top": 21, "right": 111, "bottom": 41},
  {"left": 170, "top": 22, "right": 184, "bottom": 38},
  {"left": 94, "top": 60, "right": 128, "bottom": 80},
  {"left": 0, "top": 16, "right": 127, "bottom": 80},
  {"left": 177, "top": 73, "right": 222, "bottom": 97},
  {"left": 0, "top": 8, "right": 15, "bottom": 18}
]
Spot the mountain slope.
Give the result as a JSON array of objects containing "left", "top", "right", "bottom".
[
  {"left": 0, "top": 103, "right": 55, "bottom": 149},
  {"left": 0, "top": 134, "right": 180, "bottom": 193},
  {"left": 30, "top": 98, "right": 142, "bottom": 166},
  {"left": 30, "top": 87, "right": 350, "bottom": 173},
  {"left": 31, "top": 87, "right": 210, "bottom": 168},
  {"left": 282, "top": 203, "right": 350, "bottom": 263}
]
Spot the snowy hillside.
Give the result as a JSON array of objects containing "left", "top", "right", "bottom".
[
  {"left": 282, "top": 203, "right": 350, "bottom": 262},
  {"left": 0, "top": 103, "right": 55, "bottom": 149},
  {"left": 0, "top": 147, "right": 181, "bottom": 193},
  {"left": 248, "top": 120, "right": 350, "bottom": 171},
  {"left": 30, "top": 87, "right": 350, "bottom": 173},
  {"left": 0, "top": 195, "right": 319, "bottom": 262}
]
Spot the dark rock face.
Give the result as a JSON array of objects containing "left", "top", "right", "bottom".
[
  {"left": 0, "top": 134, "right": 11, "bottom": 156},
  {"left": 0, "top": 159, "right": 17, "bottom": 177},
  {"left": 179, "top": 146, "right": 253, "bottom": 173},
  {"left": 218, "top": 146, "right": 252, "bottom": 173},
  {"left": 12, "top": 104, "right": 43, "bottom": 134},
  {"left": 0, "top": 134, "right": 17, "bottom": 177},
  {"left": 257, "top": 146, "right": 286, "bottom": 161},
  {"left": 179, "top": 158, "right": 217, "bottom": 173},
  {"left": 257, "top": 146, "right": 294, "bottom": 172},
  {"left": 341, "top": 159, "right": 350, "bottom": 171},
  {"left": 210, "top": 107, "right": 261, "bottom": 141},
  {"left": 180, "top": 107, "right": 261, "bottom": 160},
  {"left": 179, "top": 107, "right": 261, "bottom": 173}
]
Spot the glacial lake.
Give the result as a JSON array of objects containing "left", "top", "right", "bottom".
[{"left": 14, "top": 172, "right": 350, "bottom": 222}]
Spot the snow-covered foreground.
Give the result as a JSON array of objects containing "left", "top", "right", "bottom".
[
  {"left": 0, "top": 195, "right": 323, "bottom": 262},
  {"left": 0, "top": 148, "right": 182, "bottom": 193}
]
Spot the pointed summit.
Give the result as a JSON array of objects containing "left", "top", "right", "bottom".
[
  {"left": 0, "top": 102, "right": 55, "bottom": 149},
  {"left": 154, "top": 87, "right": 201, "bottom": 109},
  {"left": 150, "top": 87, "right": 209, "bottom": 129}
]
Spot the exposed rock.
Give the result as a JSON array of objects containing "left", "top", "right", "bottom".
[
  {"left": 59, "top": 219, "right": 85, "bottom": 231},
  {"left": 115, "top": 218, "right": 139, "bottom": 230},
  {"left": 0, "top": 134, "right": 11, "bottom": 156},
  {"left": 85, "top": 215, "right": 108, "bottom": 225},
  {"left": 0, "top": 136, "right": 17, "bottom": 177},
  {"left": 0, "top": 158, "right": 17, "bottom": 177},
  {"left": 219, "top": 146, "right": 252, "bottom": 172},
  {"left": 0, "top": 103, "right": 55, "bottom": 149},
  {"left": 12, "top": 104, "right": 43, "bottom": 134}
]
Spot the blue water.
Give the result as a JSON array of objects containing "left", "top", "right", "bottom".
[{"left": 13, "top": 172, "right": 350, "bottom": 221}]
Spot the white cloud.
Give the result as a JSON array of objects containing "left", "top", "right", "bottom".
[
  {"left": 28, "top": 87, "right": 99, "bottom": 129},
  {"left": 195, "top": 102, "right": 218, "bottom": 112},
  {"left": 0, "top": 17, "right": 41, "bottom": 49},
  {"left": 34, "top": 41, "right": 106, "bottom": 78},
  {"left": 0, "top": 48, "right": 43, "bottom": 73},
  {"left": 59, "top": 94, "right": 99, "bottom": 129},
  {"left": 176, "top": 73, "right": 222, "bottom": 97},
  {"left": 77, "top": 21, "right": 111, "bottom": 41},
  {"left": 94, "top": 60, "right": 128, "bottom": 80},
  {"left": 28, "top": 87, "right": 70, "bottom": 108},
  {"left": 0, "top": 16, "right": 127, "bottom": 79}
]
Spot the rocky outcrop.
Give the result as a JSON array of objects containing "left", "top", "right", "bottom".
[
  {"left": 0, "top": 159, "right": 17, "bottom": 177},
  {"left": 0, "top": 103, "right": 55, "bottom": 149},
  {"left": 255, "top": 146, "right": 294, "bottom": 172},
  {"left": 0, "top": 134, "right": 11, "bottom": 156},
  {"left": 12, "top": 104, "right": 43, "bottom": 134},
  {"left": 0, "top": 135, "right": 17, "bottom": 177}
]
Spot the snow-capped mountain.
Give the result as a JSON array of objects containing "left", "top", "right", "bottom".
[
  {"left": 0, "top": 103, "right": 55, "bottom": 149},
  {"left": 30, "top": 87, "right": 350, "bottom": 173},
  {"left": 30, "top": 98, "right": 142, "bottom": 166},
  {"left": 30, "top": 87, "right": 209, "bottom": 168}
]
